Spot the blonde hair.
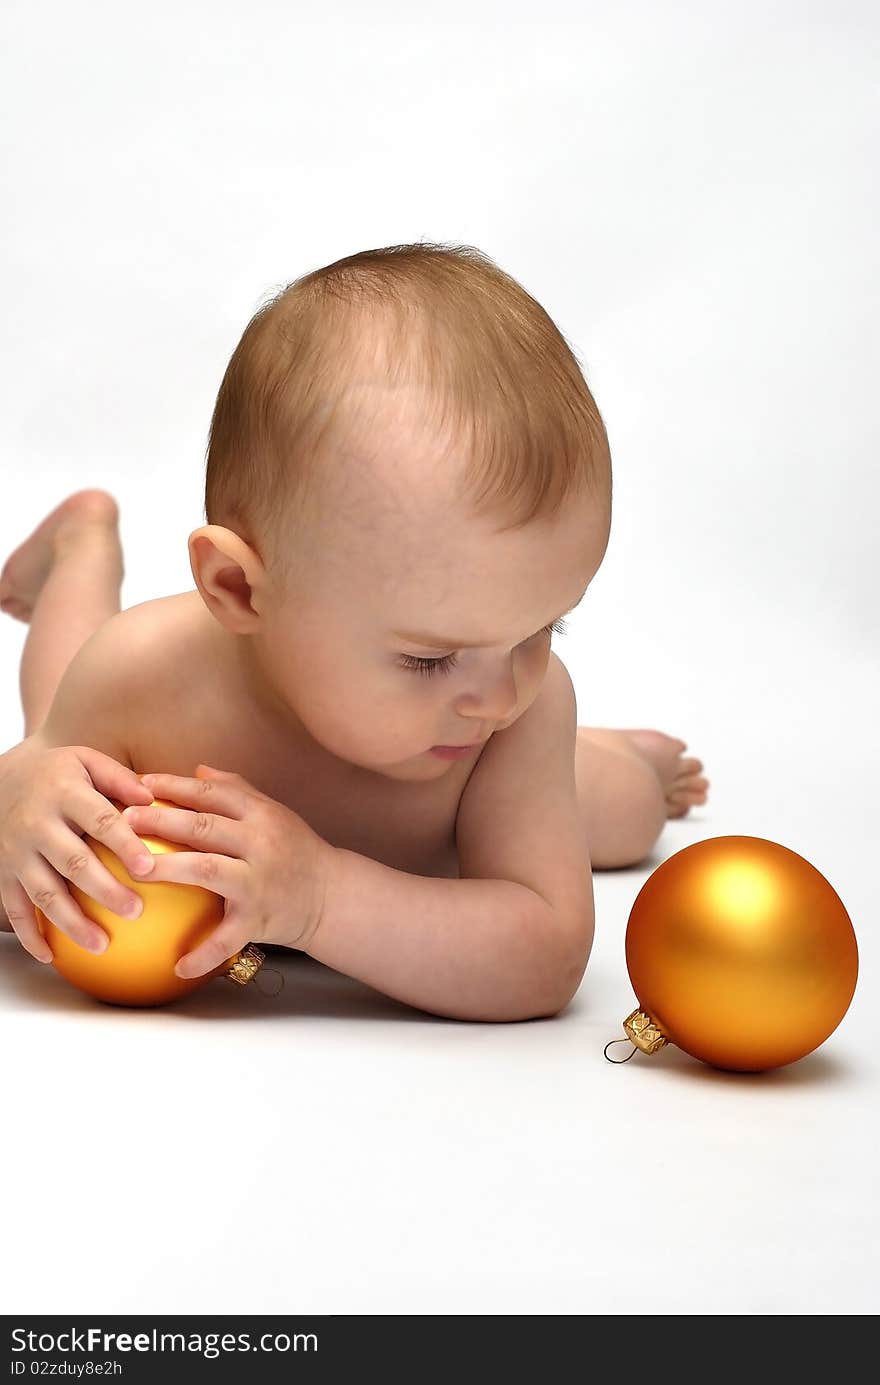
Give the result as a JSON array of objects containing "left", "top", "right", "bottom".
[{"left": 203, "top": 242, "right": 612, "bottom": 575}]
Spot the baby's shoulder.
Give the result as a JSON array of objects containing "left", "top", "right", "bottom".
[
  {"left": 110, "top": 591, "right": 222, "bottom": 770},
  {"left": 111, "top": 589, "right": 203, "bottom": 660},
  {"left": 32, "top": 591, "right": 205, "bottom": 765},
  {"left": 109, "top": 589, "right": 214, "bottom": 711}
]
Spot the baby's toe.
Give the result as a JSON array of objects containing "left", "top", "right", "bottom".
[{"left": 678, "top": 756, "right": 703, "bottom": 774}]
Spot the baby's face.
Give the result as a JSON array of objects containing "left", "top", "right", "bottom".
[{"left": 247, "top": 389, "right": 610, "bottom": 782}]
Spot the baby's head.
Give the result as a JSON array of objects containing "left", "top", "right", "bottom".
[{"left": 189, "top": 242, "right": 612, "bottom": 780}]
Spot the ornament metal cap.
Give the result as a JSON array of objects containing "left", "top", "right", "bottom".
[
  {"left": 223, "top": 942, "right": 266, "bottom": 986},
  {"left": 623, "top": 1007, "right": 668, "bottom": 1054}
]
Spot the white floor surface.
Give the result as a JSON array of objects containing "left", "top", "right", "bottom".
[{"left": 2, "top": 669, "right": 876, "bottom": 1315}]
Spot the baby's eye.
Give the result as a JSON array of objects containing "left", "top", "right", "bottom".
[
  {"left": 398, "top": 651, "right": 460, "bottom": 679},
  {"left": 397, "top": 618, "right": 568, "bottom": 679}
]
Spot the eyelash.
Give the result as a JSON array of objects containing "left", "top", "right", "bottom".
[{"left": 398, "top": 618, "right": 569, "bottom": 679}]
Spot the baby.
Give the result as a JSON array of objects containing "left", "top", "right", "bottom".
[{"left": 0, "top": 242, "right": 708, "bottom": 1021}]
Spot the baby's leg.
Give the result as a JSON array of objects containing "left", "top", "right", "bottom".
[{"left": 0, "top": 490, "right": 125, "bottom": 738}]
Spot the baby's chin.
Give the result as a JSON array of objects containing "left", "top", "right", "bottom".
[{"left": 366, "top": 749, "right": 458, "bottom": 782}]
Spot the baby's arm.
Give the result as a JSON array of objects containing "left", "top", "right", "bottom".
[{"left": 306, "top": 657, "right": 595, "bottom": 1021}]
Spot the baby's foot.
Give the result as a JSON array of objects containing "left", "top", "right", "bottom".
[
  {"left": 619, "top": 728, "right": 710, "bottom": 820},
  {"left": 0, "top": 489, "right": 121, "bottom": 624}
]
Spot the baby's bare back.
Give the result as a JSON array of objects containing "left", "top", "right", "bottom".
[{"left": 122, "top": 591, "right": 463, "bottom": 880}]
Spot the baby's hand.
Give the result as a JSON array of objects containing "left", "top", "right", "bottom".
[
  {"left": 120, "top": 763, "right": 335, "bottom": 979},
  {"left": 0, "top": 740, "right": 157, "bottom": 962}
]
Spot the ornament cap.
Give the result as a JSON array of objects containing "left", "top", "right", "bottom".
[
  {"left": 224, "top": 942, "right": 266, "bottom": 986},
  {"left": 623, "top": 1007, "right": 668, "bottom": 1055}
]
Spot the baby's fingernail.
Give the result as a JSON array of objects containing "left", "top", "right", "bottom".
[
  {"left": 133, "top": 855, "right": 153, "bottom": 874},
  {"left": 174, "top": 961, "right": 189, "bottom": 978}
]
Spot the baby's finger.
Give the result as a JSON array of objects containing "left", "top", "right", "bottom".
[
  {"left": 2, "top": 862, "right": 107, "bottom": 958},
  {"left": 139, "top": 773, "right": 246, "bottom": 819},
  {"left": 74, "top": 746, "right": 157, "bottom": 806},
  {"left": 128, "top": 846, "right": 243, "bottom": 902},
  {"left": 0, "top": 873, "right": 54, "bottom": 963},
  {"left": 175, "top": 912, "right": 251, "bottom": 980},
  {"left": 70, "top": 781, "right": 159, "bottom": 882},
  {"left": 121, "top": 801, "right": 242, "bottom": 860},
  {"left": 42, "top": 816, "right": 147, "bottom": 922}
]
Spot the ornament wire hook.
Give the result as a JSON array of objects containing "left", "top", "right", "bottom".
[{"left": 604, "top": 1037, "right": 638, "bottom": 1063}]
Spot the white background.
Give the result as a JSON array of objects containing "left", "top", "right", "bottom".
[{"left": 1, "top": 0, "right": 877, "bottom": 1315}]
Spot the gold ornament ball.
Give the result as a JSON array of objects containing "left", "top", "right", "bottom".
[
  {"left": 37, "top": 795, "right": 242, "bottom": 1007},
  {"left": 625, "top": 835, "right": 858, "bottom": 1072}
]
